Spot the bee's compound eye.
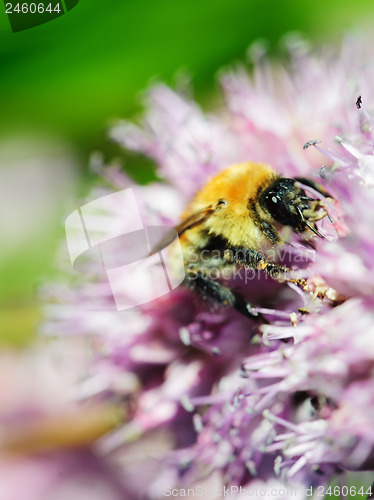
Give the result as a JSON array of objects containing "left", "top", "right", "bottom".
[{"left": 260, "top": 178, "right": 302, "bottom": 228}]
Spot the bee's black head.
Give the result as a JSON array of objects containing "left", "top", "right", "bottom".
[{"left": 260, "top": 178, "right": 322, "bottom": 236}]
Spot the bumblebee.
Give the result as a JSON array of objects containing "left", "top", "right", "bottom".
[{"left": 155, "top": 162, "right": 332, "bottom": 319}]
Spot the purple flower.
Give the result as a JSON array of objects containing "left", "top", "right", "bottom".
[
  {"left": 111, "top": 85, "right": 240, "bottom": 200},
  {"left": 39, "top": 36, "right": 374, "bottom": 498}
]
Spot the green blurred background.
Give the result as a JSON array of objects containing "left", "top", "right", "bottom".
[{"left": 1, "top": 0, "right": 374, "bottom": 346}]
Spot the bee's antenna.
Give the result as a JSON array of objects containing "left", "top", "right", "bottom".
[
  {"left": 327, "top": 213, "right": 335, "bottom": 224},
  {"left": 304, "top": 220, "right": 325, "bottom": 238},
  {"left": 297, "top": 207, "right": 324, "bottom": 238}
]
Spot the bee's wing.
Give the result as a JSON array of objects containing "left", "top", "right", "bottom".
[{"left": 149, "top": 207, "right": 214, "bottom": 255}]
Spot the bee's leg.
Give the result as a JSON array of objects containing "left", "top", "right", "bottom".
[
  {"left": 264, "top": 262, "right": 307, "bottom": 287},
  {"left": 185, "top": 270, "right": 265, "bottom": 321},
  {"left": 226, "top": 247, "right": 288, "bottom": 273},
  {"left": 226, "top": 247, "right": 307, "bottom": 287}
]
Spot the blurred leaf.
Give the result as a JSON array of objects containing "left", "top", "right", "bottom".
[{"left": 1, "top": 0, "right": 374, "bottom": 154}]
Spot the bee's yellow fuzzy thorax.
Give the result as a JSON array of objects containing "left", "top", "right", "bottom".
[{"left": 182, "top": 162, "right": 277, "bottom": 248}]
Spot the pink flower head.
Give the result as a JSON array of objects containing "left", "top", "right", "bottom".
[{"left": 39, "top": 36, "right": 374, "bottom": 498}]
